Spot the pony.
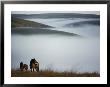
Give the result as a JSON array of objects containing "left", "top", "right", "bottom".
[
  {"left": 30, "top": 58, "right": 39, "bottom": 72},
  {"left": 20, "top": 62, "right": 28, "bottom": 71}
]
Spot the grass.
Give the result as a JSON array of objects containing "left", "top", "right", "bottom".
[
  {"left": 11, "top": 17, "right": 52, "bottom": 28},
  {"left": 11, "top": 69, "right": 100, "bottom": 77}
]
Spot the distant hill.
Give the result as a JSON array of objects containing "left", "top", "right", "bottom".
[
  {"left": 11, "top": 17, "right": 53, "bottom": 28},
  {"left": 11, "top": 17, "right": 81, "bottom": 36},
  {"left": 12, "top": 13, "right": 100, "bottom": 19},
  {"left": 64, "top": 20, "right": 100, "bottom": 27},
  {"left": 12, "top": 27, "right": 80, "bottom": 37}
]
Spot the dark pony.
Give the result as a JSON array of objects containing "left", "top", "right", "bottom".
[
  {"left": 20, "top": 62, "right": 28, "bottom": 71},
  {"left": 30, "top": 58, "right": 39, "bottom": 72}
]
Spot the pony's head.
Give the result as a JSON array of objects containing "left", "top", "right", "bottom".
[{"left": 33, "top": 58, "right": 38, "bottom": 63}]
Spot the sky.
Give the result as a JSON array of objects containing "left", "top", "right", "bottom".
[{"left": 12, "top": 11, "right": 100, "bottom": 15}]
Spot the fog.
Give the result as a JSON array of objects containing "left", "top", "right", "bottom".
[{"left": 11, "top": 18, "right": 100, "bottom": 73}]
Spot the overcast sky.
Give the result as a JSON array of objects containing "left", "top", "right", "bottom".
[{"left": 12, "top": 11, "right": 100, "bottom": 15}]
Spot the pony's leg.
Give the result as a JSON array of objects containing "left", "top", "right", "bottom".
[
  {"left": 35, "top": 68, "right": 37, "bottom": 72},
  {"left": 21, "top": 68, "right": 23, "bottom": 71},
  {"left": 33, "top": 68, "right": 34, "bottom": 72},
  {"left": 36, "top": 68, "right": 38, "bottom": 72},
  {"left": 38, "top": 67, "right": 39, "bottom": 72},
  {"left": 36, "top": 67, "right": 39, "bottom": 72}
]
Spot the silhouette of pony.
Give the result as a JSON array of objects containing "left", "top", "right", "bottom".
[
  {"left": 30, "top": 58, "right": 39, "bottom": 72},
  {"left": 20, "top": 62, "right": 28, "bottom": 71}
]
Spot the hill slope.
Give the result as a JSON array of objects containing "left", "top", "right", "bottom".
[
  {"left": 12, "top": 28, "right": 81, "bottom": 36},
  {"left": 65, "top": 20, "right": 100, "bottom": 27},
  {"left": 11, "top": 17, "right": 53, "bottom": 28}
]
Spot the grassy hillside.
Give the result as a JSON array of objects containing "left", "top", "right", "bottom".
[
  {"left": 11, "top": 17, "right": 81, "bottom": 36},
  {"left": 11, "top": 17, "right": 53, "bottom": 28},
  {"left": 11, "top": 69, "right": 100, "bottom": 77},
  {"left": 12, "top": 28, "right": 81, "bottom": 36}
]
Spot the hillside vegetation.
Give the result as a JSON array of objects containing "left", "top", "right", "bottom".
[
  {"left": 11, "top": 69, "right": 100, "bottom": 77},
  {"left": 11, "top": 17, "right": 53, "bottom": 28}
]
